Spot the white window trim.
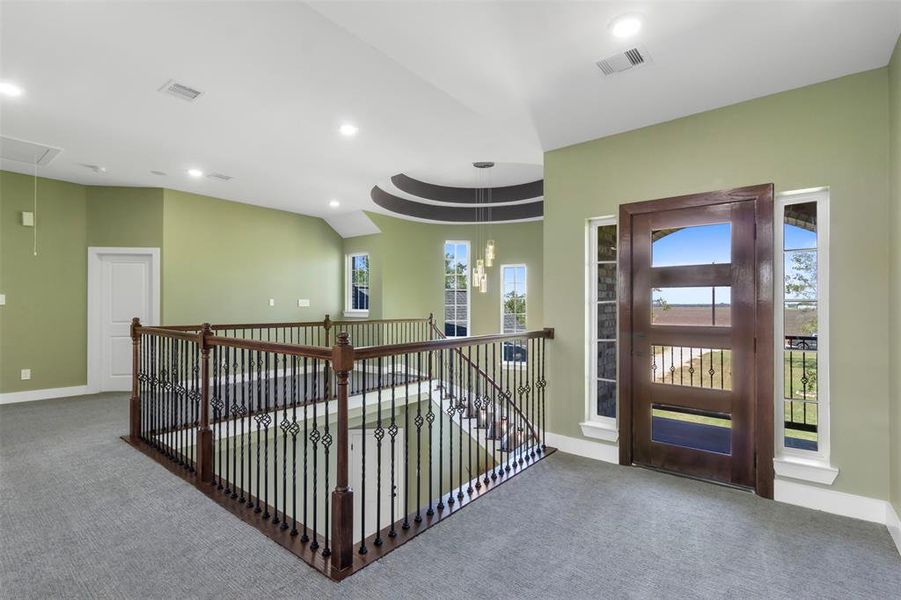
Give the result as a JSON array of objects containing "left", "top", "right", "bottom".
[
  {"left": 774, "top": 187, "right": 836, "bottom": 484},
  {"left": 500, "top": 263, "right": 527, "bottom": 367},
  {"left": 344, "top": 252, "right": 369, "bottom": 318},
  {"left": 444, "top": 240, "right": 470, "bottom": 338},
  {"left": 583, "top": 216, "right": 618, "bottom": 439}
]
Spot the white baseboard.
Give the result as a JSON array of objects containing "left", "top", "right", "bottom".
[
  {"left": 887, "top": 501, "right": 901, "bottom": 557},
  {"left": 545, "top": 431, "right": 619, "bottom": 464},
  {"left": 0, "top": 385, "right": 93, "bottom": 405},
  {"left": 774, "top": 479, "right": 888, "bottom": 524}
]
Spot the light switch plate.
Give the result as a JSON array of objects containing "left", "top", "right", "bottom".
[
  {"left": 21, "top": 212, "right": 34, "bottom": 227},
  {"left": 20, "top": 369, "right": 31, "bottom": 380},
  {"left": 0, "top": 294, "right": 5, "bottom": 306},
  {"left": 297, "top": 299, "right": 310, "bottom": 307},
  {"left": 268, "top": 298, "right": 275, "bottom": 307}
]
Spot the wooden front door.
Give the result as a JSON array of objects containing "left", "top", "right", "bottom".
[{"left": 619, "top": 185, "right": 774, "bottom": 497}]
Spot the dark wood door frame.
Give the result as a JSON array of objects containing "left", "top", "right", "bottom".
[{"left": 617, "top": 184, "right": 774, "bottom": 499}]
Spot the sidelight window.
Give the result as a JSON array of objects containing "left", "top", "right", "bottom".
[
  {"left": 776, "top": 188, "right": 830, "bottom": 467},
  {"left": 588, "top": 218, "right": 619, "bottom": 429}
]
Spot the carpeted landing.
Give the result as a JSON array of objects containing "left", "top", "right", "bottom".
[{"left": 1, "top": 393, "right": 898, "bottom": 599}]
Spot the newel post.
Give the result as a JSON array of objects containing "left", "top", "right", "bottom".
[
  {"left": 428, "top": 313, "right": 434, "bottom": 340},
  {"left": 129, "top": 317, "right": 142, "bottom": 442},
  {"left": 324, "top": 313, "right": 332, "bottom": 347},
  {"left": 196, "top": 323, "right": 214, "bottom": 484},
  {"left": 330, "top": 332, "right": 354, "bottom": 572}
]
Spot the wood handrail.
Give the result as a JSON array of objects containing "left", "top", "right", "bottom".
[
  {"left": 206, "top": 335, "right": 333, "bottom": 359},
  {"left": 352, "top": 328, "right": 554, "bottom": 360},
  {"left": 135, "top": 326, "right": 202, "bottom": 342}
]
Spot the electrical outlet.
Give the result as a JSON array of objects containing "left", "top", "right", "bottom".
[
  {"left": 268, "top": 298, "right": 275, "bottom": 307},
  {"left": 20, "top": 368, "right": 31, "bottom": 380},
  {"left": 297, "top": 299, "right": 310, "bottom": 308}
]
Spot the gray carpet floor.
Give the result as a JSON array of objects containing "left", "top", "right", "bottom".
[{"left": 1, "top": 393, "right": 898, "bottom": 599}]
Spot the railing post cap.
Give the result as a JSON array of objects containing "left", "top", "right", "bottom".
[
  {"left": 130, "top": 317, "right": 141, "bottom": 340},
  {"left": 332, "top": 332, "right": 353, "bottom": 371}
]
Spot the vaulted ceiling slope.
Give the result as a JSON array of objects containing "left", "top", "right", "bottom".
[{"left": 1, "top": 2, "right": 899, "bottom": 221}]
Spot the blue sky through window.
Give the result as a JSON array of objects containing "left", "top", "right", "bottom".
[{"left": 652, "top": 223, "right": 730, "bottom": 304}]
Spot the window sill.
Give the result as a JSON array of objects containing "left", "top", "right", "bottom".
[
  {"left": 580, "top": 420, "right": 619, "bottom": 443},
  {"left": 773, "top": 456, "right": 839, "bottom": 485},
  {"left": 342, "top": 310, "right": 369, "bottom": 319}
]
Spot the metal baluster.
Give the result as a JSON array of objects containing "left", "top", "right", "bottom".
[
  {"left": 290, "top": 355, "right": 299, "bottom": 536},
  {"left": 359, "top": 361, "right": 368, "bottom": 554},
  {"left": 310, "top": 359, "right": 320, "bottom": 551},
  {"left": 254, "top": 350, "right": 262, "bottom": 513},
  {"left": 322, "top": 363, "right": 332, "bottom": 558},
  {"left": 437, "top": 348, "right": 445, "bottom": 512},
  {"left": 301, "top": 356, "right": 310, "bottom": 543},
  {"left": 389, "top": 354, "right": 398, "bottom": 538},
  {"left": 240, "top": 348, "right": 247, "bottom": 504},
  {"left": 374, "top": 357, "right": 384, "bottom": 546},
  {"left": 415, "top": 351, "right": 424, "bottom": 521},
  {"left": 456, "top": 349, "right": 464, "bottom": 502},
  {"left": 278, "top": 354, "right": 289, "bottom": 528},
  {"left": 426, "top": 349, "right": 435, "bottom": 516},
  {"left": 447, "top": 347, "right": 455, "bottom": 506},
  {"left": 403, "top": 352, "right": 411, "bottom": 528}
]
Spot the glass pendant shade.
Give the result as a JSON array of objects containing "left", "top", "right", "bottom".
[{"left": 479, "top": 273, "right": 488, "bottom": 293}]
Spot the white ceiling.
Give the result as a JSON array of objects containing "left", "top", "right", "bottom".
[{"left": 1, "top": 1, "right": 899, "bottom": 222}]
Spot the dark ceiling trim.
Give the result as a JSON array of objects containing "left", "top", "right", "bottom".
[
  {"left": 372, "top": 186, "right": 543, "bottom": 222},
  {"left": 390, "top": 173, "right": 543, "bottom": 204}
]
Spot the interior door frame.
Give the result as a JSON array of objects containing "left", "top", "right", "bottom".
[
  {"left": 87, "top": 247, "right": 161, "bottom": 393},
  {"left": 617, "top": 185, "right": 774, "bottom": 498}
]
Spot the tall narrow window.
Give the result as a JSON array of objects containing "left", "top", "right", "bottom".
[
  {"left": 501, "top": 265, "right": 527, "bottom": 363},
  {"left": 776, "top": 189, "right": 830, "bottom": 465},
  {"left": 444, "top": 241, "right": 469, "bottom": 337},
  {"left": 345, "top": 253, "right": 369, "bottom": 314},
  {"left": 588, "top": 218, "right": 618, "bottom": 429}
]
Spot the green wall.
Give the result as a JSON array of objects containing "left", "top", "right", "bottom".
[
  {"left": 544, "top": 68, "right": 891, "bottom": 500},
  {"left": 889, "top": 35, "right": 901, "bottom": 517},
  {"left": 162, "top": 190, "right": 343, "bottom": 324},
  {"left": 0, "top": 178, "right": 344, "bottom": 393},
  {"left": 0, "top": 172, "right": 88, "bottom": 393},
  {"left": 343, "top": 212, "right": 543, "bottom": 336},
  {"left": 86, "top": 186, "right": 163, "bottom": 248}
]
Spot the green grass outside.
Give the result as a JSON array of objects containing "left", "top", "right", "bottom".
[{"left": 651, "top": 348, "right": 818, "bottom": 443}]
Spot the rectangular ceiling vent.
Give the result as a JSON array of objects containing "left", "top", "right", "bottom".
[
  {"left": 0, "top": 135, "right": 62, "bottom": 166},
  {"left": 596, "top": 46, "right": 651, "bottom": 76},
  {"left": 158, "top": 79, "right": 203, "bottom": 101},
  {"left": 206, "top": 173, "right": 233, "bottom": 182}
]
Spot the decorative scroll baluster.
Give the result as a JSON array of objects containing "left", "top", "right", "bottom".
[
  {"left": 310, "top": 359, "right": 320, "bottom": 551},
  {"left": 374, "top": 358, "right": 385, "bottom": 546},
  {"left": 414, "top": 351, "right": 424, "bottom": 521},
  {"left": 426, "top": 349, "right": 435, "bottom": 516}
]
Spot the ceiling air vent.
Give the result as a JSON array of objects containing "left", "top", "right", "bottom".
[
  {"left": 596, "top": 45, "right": 651, "bottom": 76},
  {"left": 206, "top": 173, "right": 233, "bottom": 182},
  {"left": 158, "top": 79, "right": 203, "bottom": 101},
  {"left": 0, "top": 136, "right": 62, "bottom": 165}
]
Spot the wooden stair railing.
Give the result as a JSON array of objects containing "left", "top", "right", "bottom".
[
  {"left": 126, "top": 316, "right": 553, "bottom": 581},
  {"left": 429, "top": 322, "right": 540, "bottom": 449}
]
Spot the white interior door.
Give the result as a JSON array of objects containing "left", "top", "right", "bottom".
[
  {"left": 99, "top": 254, "right": 154, "bottom": 391},
  {"left": 350, "top": 428, "right": 405, "bottom": 539}
]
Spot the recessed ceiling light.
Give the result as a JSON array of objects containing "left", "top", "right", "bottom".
[
  {"left": 339, "top": 123, "right": 358, "bottom": 137},
  {"left": 609, "top": 14, "right": 642, "bottom": 38},
  {"left": 0, "top": 82, "right": 24, "bottom": 97},
  {"left": 329, "top": 199, "right": 341, "bottom": 208},
  {"left": 187, "top": 168, "right": 204, "bottom": 178}
]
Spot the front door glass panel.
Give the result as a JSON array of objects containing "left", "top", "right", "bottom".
[
  {"left": 651, "top": 405, "right": 732, "bottom": 455},
  {"left": 652, "top": 223, "right": 731, "bottom": 267}
]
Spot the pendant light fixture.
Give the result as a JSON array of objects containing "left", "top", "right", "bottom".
[{"left": 472, "top": 161, "right": 495, "bottom": 294}]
